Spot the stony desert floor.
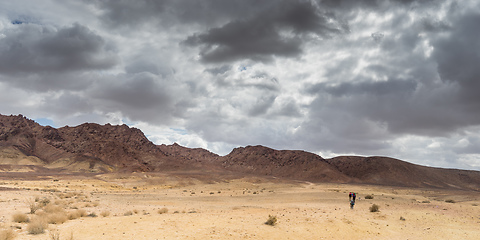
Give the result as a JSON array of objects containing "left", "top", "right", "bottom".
[{"left": 0, "top": 172, "right": 479, "bottom": 240}]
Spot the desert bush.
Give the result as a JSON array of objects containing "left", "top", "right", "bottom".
[
  {"left": 38, "top": 198, "right": 51, "bottom": 207},
  {"left": 445, "top": 199, "right": 456, "bottom": 203},
  {"left": 12, "top": 212, "right": 29, "bottom": 223},
  {"left": 27, "top": 199, "right": 40, "bottom": 214},
  {"left": 400, "top": 216, "right": 406, "bottom": 221},
  {"left": 44, "top": 204, "right": 64, "bottom": 214},
  {"left": 27, "top": 217, "right": 48, "bottom": 235},
  {"left": 157, "top": 208, "right": 168, "bottom": 214},
  {"left": 67, "top": 209, "right": 86, "bottom": 220},
  {"left": 0, "top": 228, "right": 17, "bottom": 240},
  {"left": 100, "top": 211, "right": 110, "bottom": 217},
  {"left": 50, "top": 230, "right": 60, "bottom": 240},
  {"left": 47, "top": 212, "right": 68, "bottom": 224},
  {"left": 87, "top": 212, "right": 97, "bottom": 218},
  {"left": 124, "top": 211, "right": 133, "bottom": 216},
  {"left": 365, "top": 195, "right": 374, "bottom": 199},
  {"left": 369, "top": 204, "right": 380, "bottom": 212},
  {"left": 265, "top": 215, "right": 277, "bottom": 226},
  {"left": 421, "top": 200, "right": 430, "bottom": 203}
]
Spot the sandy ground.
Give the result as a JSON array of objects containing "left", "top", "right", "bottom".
[{"left": 0, "top": 172, "right": 479, "bottom": 240}]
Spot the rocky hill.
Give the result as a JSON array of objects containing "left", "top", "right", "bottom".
[{"left": 1, "top": 114, "right": 479, "bottom": 191}]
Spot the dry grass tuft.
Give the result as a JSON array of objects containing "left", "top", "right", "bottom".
[
  {"left": 50, "top": 230, "right": 60, "bottom": 240},
  {"left": 369, "top": 204, "right": 380, "bottom": 212},
  {"left": 67, "top": 209, "right": 87, "bottom": 220},
  {"left": 265, "top": 215, "right": 277, "bottom": 226},
  {"left": 0, "top": 228, "right": 17, "bottom": 240},
  {"left": 27, "top": 199, "right": 41, "bottom": 214},
  {"left": 100, "top": 211, "right": 110, "bottom": 217},
  {"left": 27, "top": 217, "right": 48, "bottom": 235},
  {"left": 157, "top": 208, "right": 168, "bottom": 214},
  {"left": 47, "top": 212, "right": 68, "bottom": 224},
  {"left": 12, "top": 212, "right": 30, "bottom": 223}
]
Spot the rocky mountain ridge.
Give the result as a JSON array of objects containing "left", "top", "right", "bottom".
[{"left": 1, "top": 114, "right": 479, "bottom": 191}]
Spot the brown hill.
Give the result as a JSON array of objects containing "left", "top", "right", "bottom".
[
  {"left": 1, "top": 114, "right": 479, "bottom": 191},
  {"left": 0, "top": 114, "right": 216, "bottom": 173},
  {"left": 221, "top": 145, "right": 350, "bottom": 182},
  {"left": 326, "top": 156, "right": 480, "bottom": 190}
]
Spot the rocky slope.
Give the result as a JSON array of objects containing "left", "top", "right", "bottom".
[{"left": 1, "top": 114, "right": 479, "bottom": 190}]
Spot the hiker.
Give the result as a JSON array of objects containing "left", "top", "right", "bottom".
[
  {"left": 352, "top": 192, "right": 356, "bottom": 202},
  {"left": 350, "top": 199, "right": 355, "bottom": 209},
  {"left": 349, "top": 192, "right": 352, "bottom": 201}
]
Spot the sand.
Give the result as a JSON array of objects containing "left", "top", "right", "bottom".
[{"left": 0, "top": 172, "right": 478, "bottom": 239}]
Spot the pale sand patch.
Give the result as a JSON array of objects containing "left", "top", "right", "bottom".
[{"left": 0, "top": 175, "right": 478, "bottom": 239}]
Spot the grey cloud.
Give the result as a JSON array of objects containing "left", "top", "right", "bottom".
[
  {"left": 248, "top": 95, "right": 277, "bottom": 117},
  {"left": 204, "top": 65, "right": 231, "bottom": 75},
  {"left": 432, "top": 12, "right": 480, "bottom": 111},
  {"left": 214, "top": 71, "right": 281, "bottom": 92},
  {"left": 0, "top": 23, "right": 118, "bottom": 75},
  {"left": 313, "top": 78, "right": 418, "bottom": 97},
  {"left": 88, "top": 72, "right": 192, "bottom": 124},
  {"left": 270, "top": 100, "right": 303, "bottom": 118},
  {"left": 184, "top": 0, "right": 345, "bottom": 63},
  {"left": 90, "top": 0, "right": 273, "bottom": 30}
]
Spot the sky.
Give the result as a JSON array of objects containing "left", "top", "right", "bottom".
[{"left": 1, "top": 0, "right": 479, "bottom": 170}]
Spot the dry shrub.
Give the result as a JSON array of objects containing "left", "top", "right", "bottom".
[
  {"left": 44, "top": 204, "right": 64, "bottom": 214},
  {"left": 87, "top": 212, "right": 97, "bottom": 218},
  {"left": 38, "top": 198, "right": 51, "bottom": 207},
  {"left": 369, "top": 204, "right": 380, "bottom": 212},
  {"left": 27, "top": 217, "right": 48, "bottom": 235},
  {"left": 47, "top": 212, "right": 68, "bottom": 224},
  {"left": 50, "top": 230, "right": 60, "bottom": 240},
  {"left": 27, "top": 199, "right": 40, "bottom": 214},
  {"left": 77, "top": 209, "right": 87, "bottom": 217},
  {"left": 12, "top": 212, "right": 29, "bottom": 223},
  {"left": 67, "top": 209, "right": 87, "bottom": 220},
  {"left": 265, "top": 215, "right": 277, "bottom": 226},
  {"left": 123, "top": 211, "right": 133, "bottom": 216},
  {"left": 365, "top": 195, "right": 374, "bottom": 199},
  {"left": 0, "top": 228, "right": 17, "bottom": 240},
  {"left": 445, "top": 199, "right": 456, "bottom": 203},
  {"left": 100, "top": 211, "right": 110, "bottom": 217},
  {"left": 157, "top": 208, "right": 168, "bottom": 214}
]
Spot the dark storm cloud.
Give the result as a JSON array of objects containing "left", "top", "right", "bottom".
[
  {"left": 87, "top": 72, "right": 192, "bottom": 124},
  {"left": 184, "top": 0, "right": 346, "bottom": 63},
  {"left": 432, "top": 12, "right": 480, "bottom": 112},
  {"left": 0, "top": 23, "right": 118, "bottom": 75},
  {"left": 89, "top": 0, "right": 272, "bottom": 29}
]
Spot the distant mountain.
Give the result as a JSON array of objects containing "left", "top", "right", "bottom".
[{"left": 1, "top": 114, "right": 479, "bottom": 191}]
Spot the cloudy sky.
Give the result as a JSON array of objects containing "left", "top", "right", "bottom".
[{"left": 1, "top": 0, "right": 480, "bottom": 170}]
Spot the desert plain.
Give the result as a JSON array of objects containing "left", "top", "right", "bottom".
[{"left": 0, "top": 172, "right": 478, "bottom": 240}]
